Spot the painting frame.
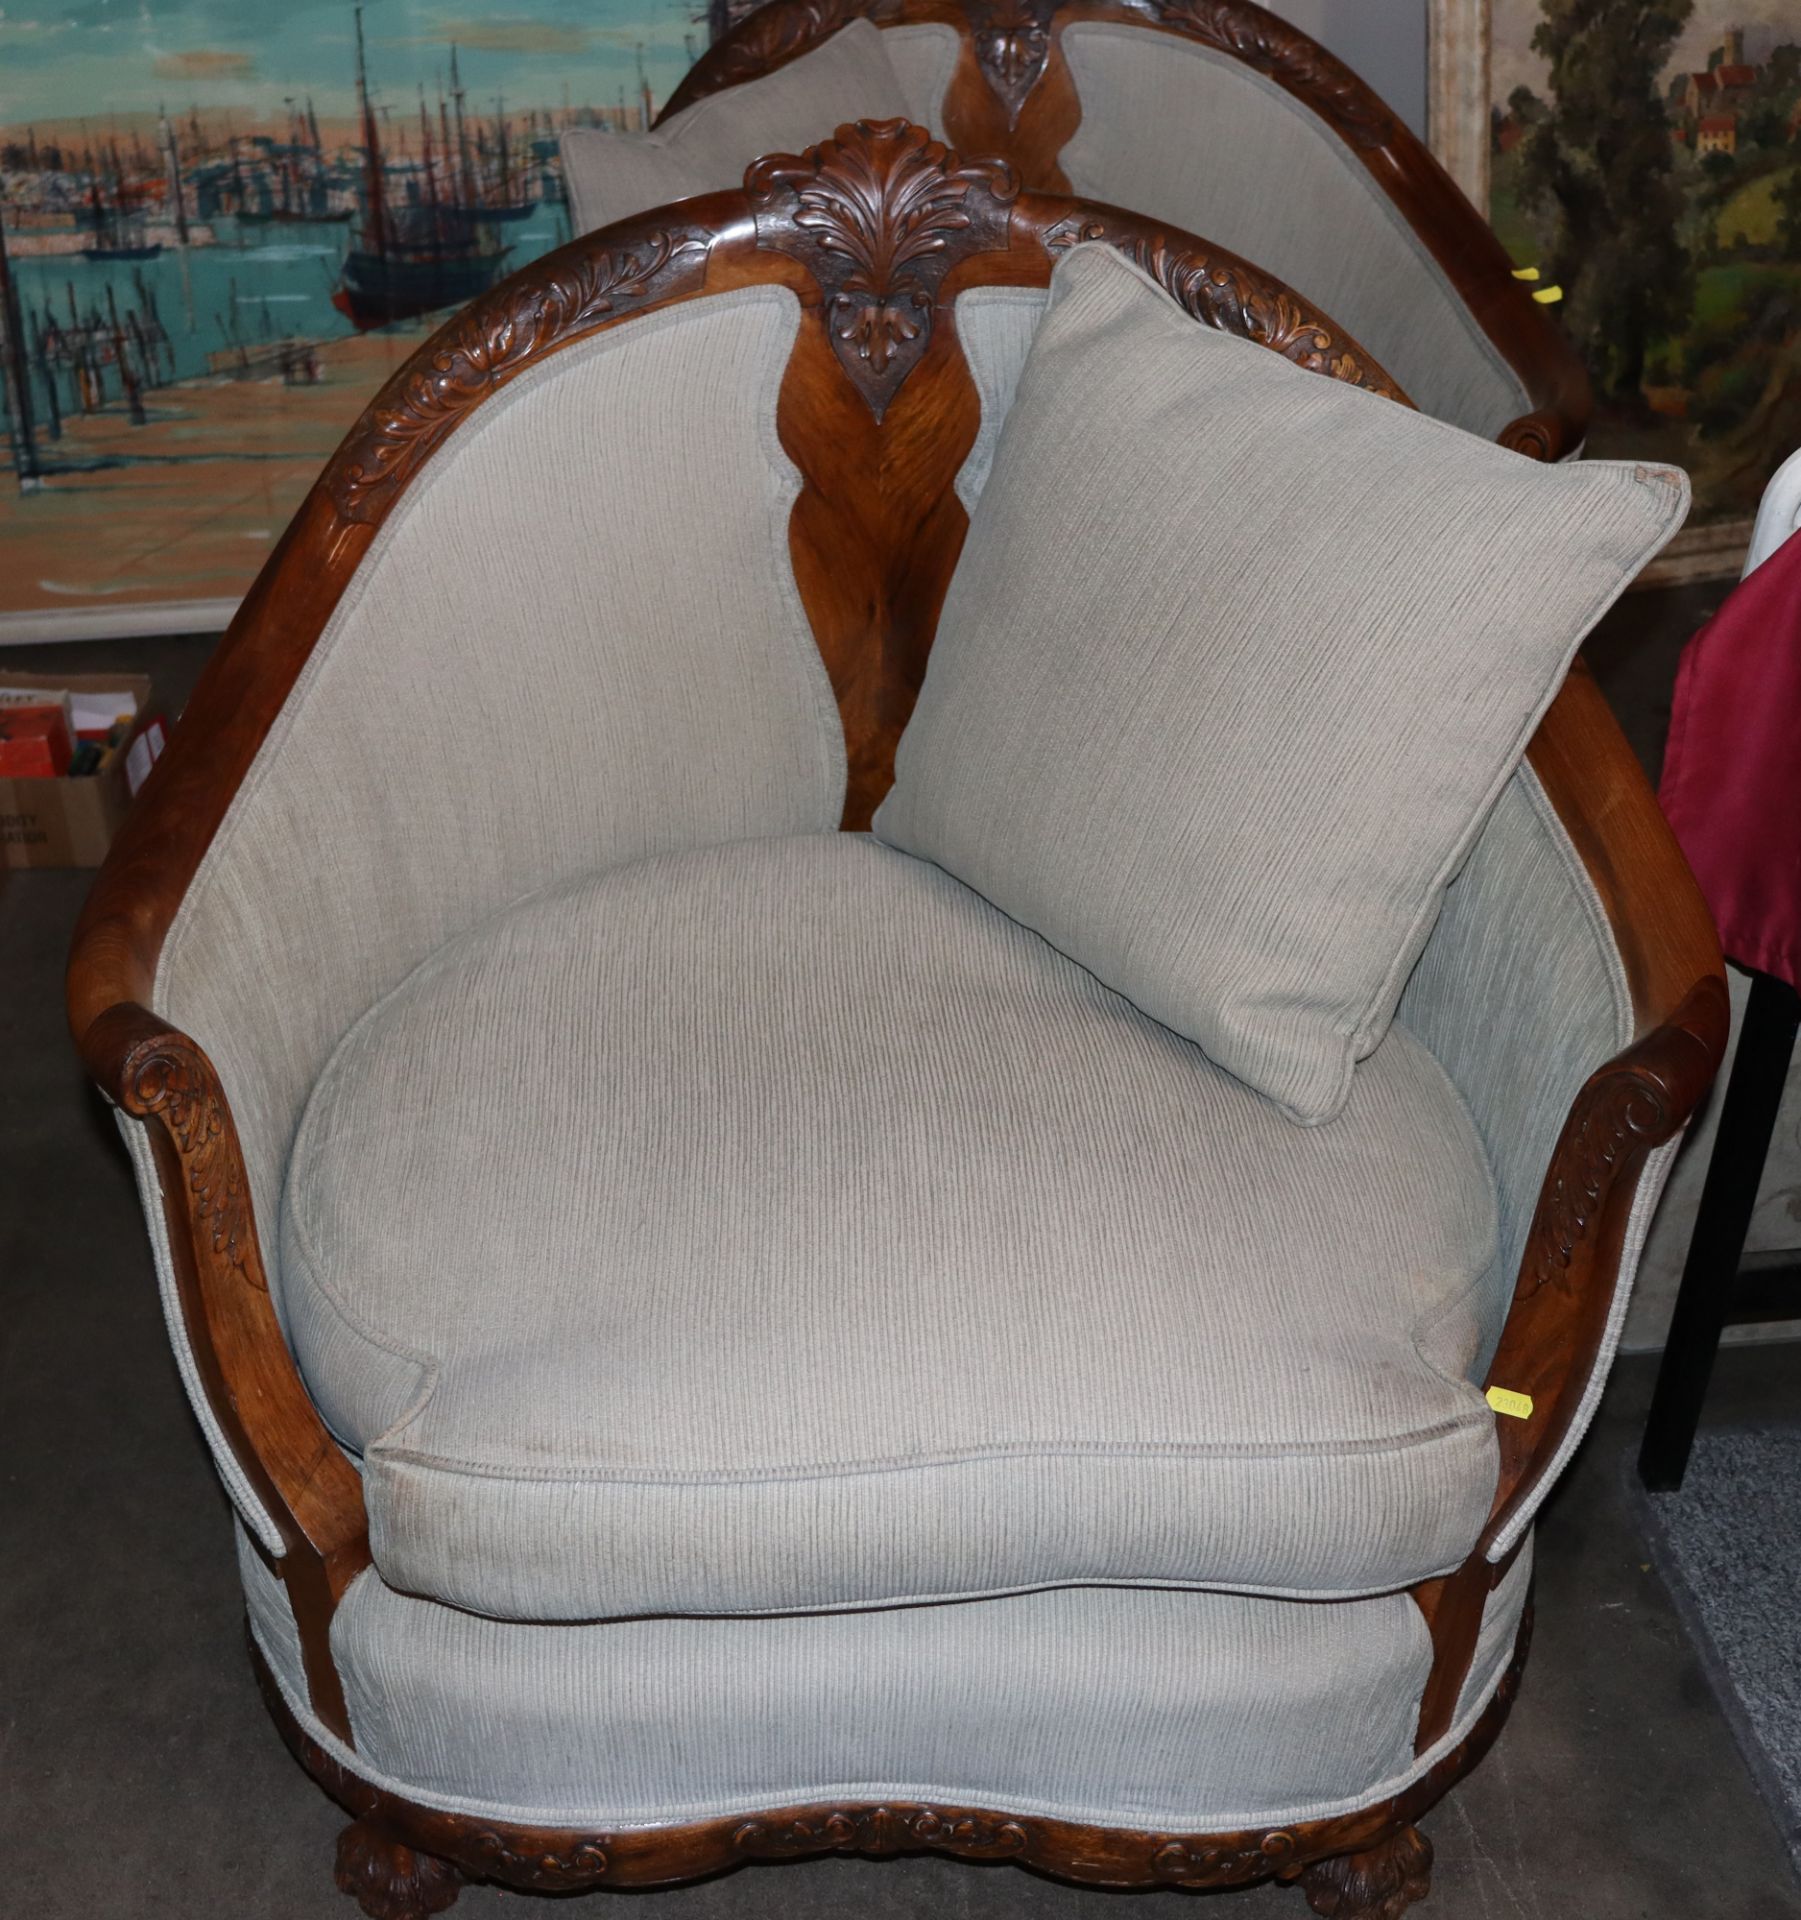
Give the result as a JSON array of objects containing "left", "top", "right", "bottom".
[{"left": 1428, "top": 0, "right": 1776, "bottom": 587}]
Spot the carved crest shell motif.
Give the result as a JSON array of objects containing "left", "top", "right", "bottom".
[
  {"left": 748, "top": 119, "right": 1020, "bottom": 418},
  {"left": 972, "top": 0, "right": 1059, "bottom": 127}
]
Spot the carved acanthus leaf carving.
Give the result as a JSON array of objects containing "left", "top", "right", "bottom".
[
  {"left": 748, "top": 119, "right": 1018, "bottom": 418},
  {"left": 972, "top": 0, "right": 1058, "bottom": 127},
  {"left": 121, "top": 1028, "right": 260, "bottom": 1284},
  {"left": 735, "top": 1805, "right": 1030, "bottom": 1859},
  {"left": 1044, "top": 216, "right": 1405, "bottom": 401},
  {"left": 331, "top": 227, "right": 709, "bottom": 522},
  {"left": 1151, "top": 1828, "right": 1301, "bottom": 1886},
  {"left": 1137, "top": 0, "right": 1398, "bottom": 149},
  {"left": 467, "top": 1831, "right": 611, "bottom": 1888},
  {"left": 1527, "top": 1070, "right": 1670, "bottom": 1292}
]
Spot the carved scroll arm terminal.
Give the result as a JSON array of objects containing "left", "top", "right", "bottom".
[
  {"left": 81, "top": 1000, "right": 369, "bottom": 1741},
  {"left": 1477, "top": 983, "right": 1725, "bottom": 1555}
]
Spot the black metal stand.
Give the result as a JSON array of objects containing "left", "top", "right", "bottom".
[{"left": 1639, "top": 969, "right": 1801, "bottom": 1491}]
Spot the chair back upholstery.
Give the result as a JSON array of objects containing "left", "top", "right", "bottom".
[{"left": 662, "top": 0, "right": 1587, "bottom": 452}]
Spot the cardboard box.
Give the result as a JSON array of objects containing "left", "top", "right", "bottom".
[
  {"left": 0, "top": 702, "right": 75, "bottom": 777},
  {"left": 0, "top": 672, "right": 155, "bottom": 868}
]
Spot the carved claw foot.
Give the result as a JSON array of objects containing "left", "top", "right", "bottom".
[
  {"left": 1299, "top": 1824, "right": 1433, "bottom": 1919},
  {"left": 334, "top": 1816, "right": 463, "bottom": 1920}
]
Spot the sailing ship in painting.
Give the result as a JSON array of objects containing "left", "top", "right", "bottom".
[
  {"left": 236, "top": 99, "right": 352, "bottom": 226},
  {"left": 334, "top": 6, "right": 511, "bottom": 330}
]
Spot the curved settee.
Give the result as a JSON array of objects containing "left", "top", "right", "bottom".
[
  {"left": 70, "top": 120, "right": 1720, "bottom": 1920},
  {"left": 649, "top": 0, "right": 1588, "bottom": 455}
]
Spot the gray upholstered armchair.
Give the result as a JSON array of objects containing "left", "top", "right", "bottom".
[{"left": 70, "top": 122, "right": 1721, "bottom": 1920}]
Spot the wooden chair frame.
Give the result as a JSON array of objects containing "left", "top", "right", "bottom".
[
  {"left": 68, "top": 121, "right": 1722, "bottom": 1920},
  {"left": 662, "top": 0, "right": 1591, "bottom": 461}
]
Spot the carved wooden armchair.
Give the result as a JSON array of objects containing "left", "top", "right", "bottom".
[
  {"left": 69, "top": 120, "right": 1720, "bottom": 1920},
  {"left": 643, "top": 0, "right": 1588, "bottom": 453}
]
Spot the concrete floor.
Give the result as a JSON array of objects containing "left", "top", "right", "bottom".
[{"left": 4, "top": 617, "right": 1800, "bottom": 1917}]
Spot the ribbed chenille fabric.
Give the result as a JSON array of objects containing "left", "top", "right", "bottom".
[
  {"left": 1058, "top": 25, "right": 1528, "bottom": 440},
  {"left": 155, "top": 290, "right": 843, "bottom": 1340},
  {"left": 953, "top": 286, "right": 1048, "bottom": 510},
  {"left": 283, "top": 832, "right": 1500, "bottom": 1623},
  {"left": 1398, "top": 768, "right": 1633, "bottom": 1375},
  {"left": 238, "top": 1519, "right": 1539, "bottom": 1832},
  {"left": 559, "top": 22, "right": 911, "bottom": 235},
  {"left": 875, "top": 244, "right": 1688, "bottom": 1124}
]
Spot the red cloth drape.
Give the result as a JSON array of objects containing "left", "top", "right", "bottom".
[{"left": 1660, "top": 530, "right": 1801, "bottom": 992}]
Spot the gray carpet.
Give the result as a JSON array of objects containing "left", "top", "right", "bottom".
[{"left": 1645, "top": 1427, "right": 1801, "bottom": 1877}]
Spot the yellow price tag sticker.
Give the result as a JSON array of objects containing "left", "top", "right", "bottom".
[{"left": 1486, "top": 1386, "right": 1535, "bottom": 1420}]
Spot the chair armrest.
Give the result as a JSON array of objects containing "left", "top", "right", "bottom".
[
  {"left": 1480, "top": 984, "right": 1722, "bottom": 1551},
  {"left": 1480, "top": 666, "right": 1728, "bottom": 1549},
  {"left": 1411, "top": 667, "right": 1726, "bottom": 1751},
  {"left": 79, "top": 1000, "right": 369, "bottom": 1743}
]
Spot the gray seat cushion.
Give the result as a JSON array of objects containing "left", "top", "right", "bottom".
[{"left": 283, "top": 832, "right": 1502, "bottom": 1623}]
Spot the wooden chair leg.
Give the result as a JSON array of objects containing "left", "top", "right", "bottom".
[
  {"left": 1298, "top": 1824, "right": 1433, "bottom": 1919},
  {"left": 334, "top": 1815, "right": 463, "bottom": 1920},
  {"left": 1638, "top": 970, "right": 1801, "bottom": 1491}
]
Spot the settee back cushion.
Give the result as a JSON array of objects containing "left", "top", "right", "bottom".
[
  {"left": 876, "top": 244, "right": 1686, "bottom": 1122},
  {"left": 562, "top": 23, "right": 911, "bottom": 233},
  {"left": 154, "top": 287, "right": 844, "bottom": 1328},
  {"left": 1057, "top": 24, "right": 1528, "bottom": 440}
]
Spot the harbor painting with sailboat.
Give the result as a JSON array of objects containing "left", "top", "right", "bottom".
[{"left": 0, "top": 0, "right": 711, "bottom": 635}]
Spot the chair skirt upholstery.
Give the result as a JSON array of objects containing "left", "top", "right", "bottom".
[{"left": 242, "top": 1525, "right": 1533, "bottom": 1832}]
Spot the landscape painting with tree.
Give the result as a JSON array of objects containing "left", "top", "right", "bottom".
[
  {"left": 1488, "top": 0, "right": 1801, "bottom": 568},
  {"left": 0, "top": 0, "right": 746, "bottom": 639}
]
